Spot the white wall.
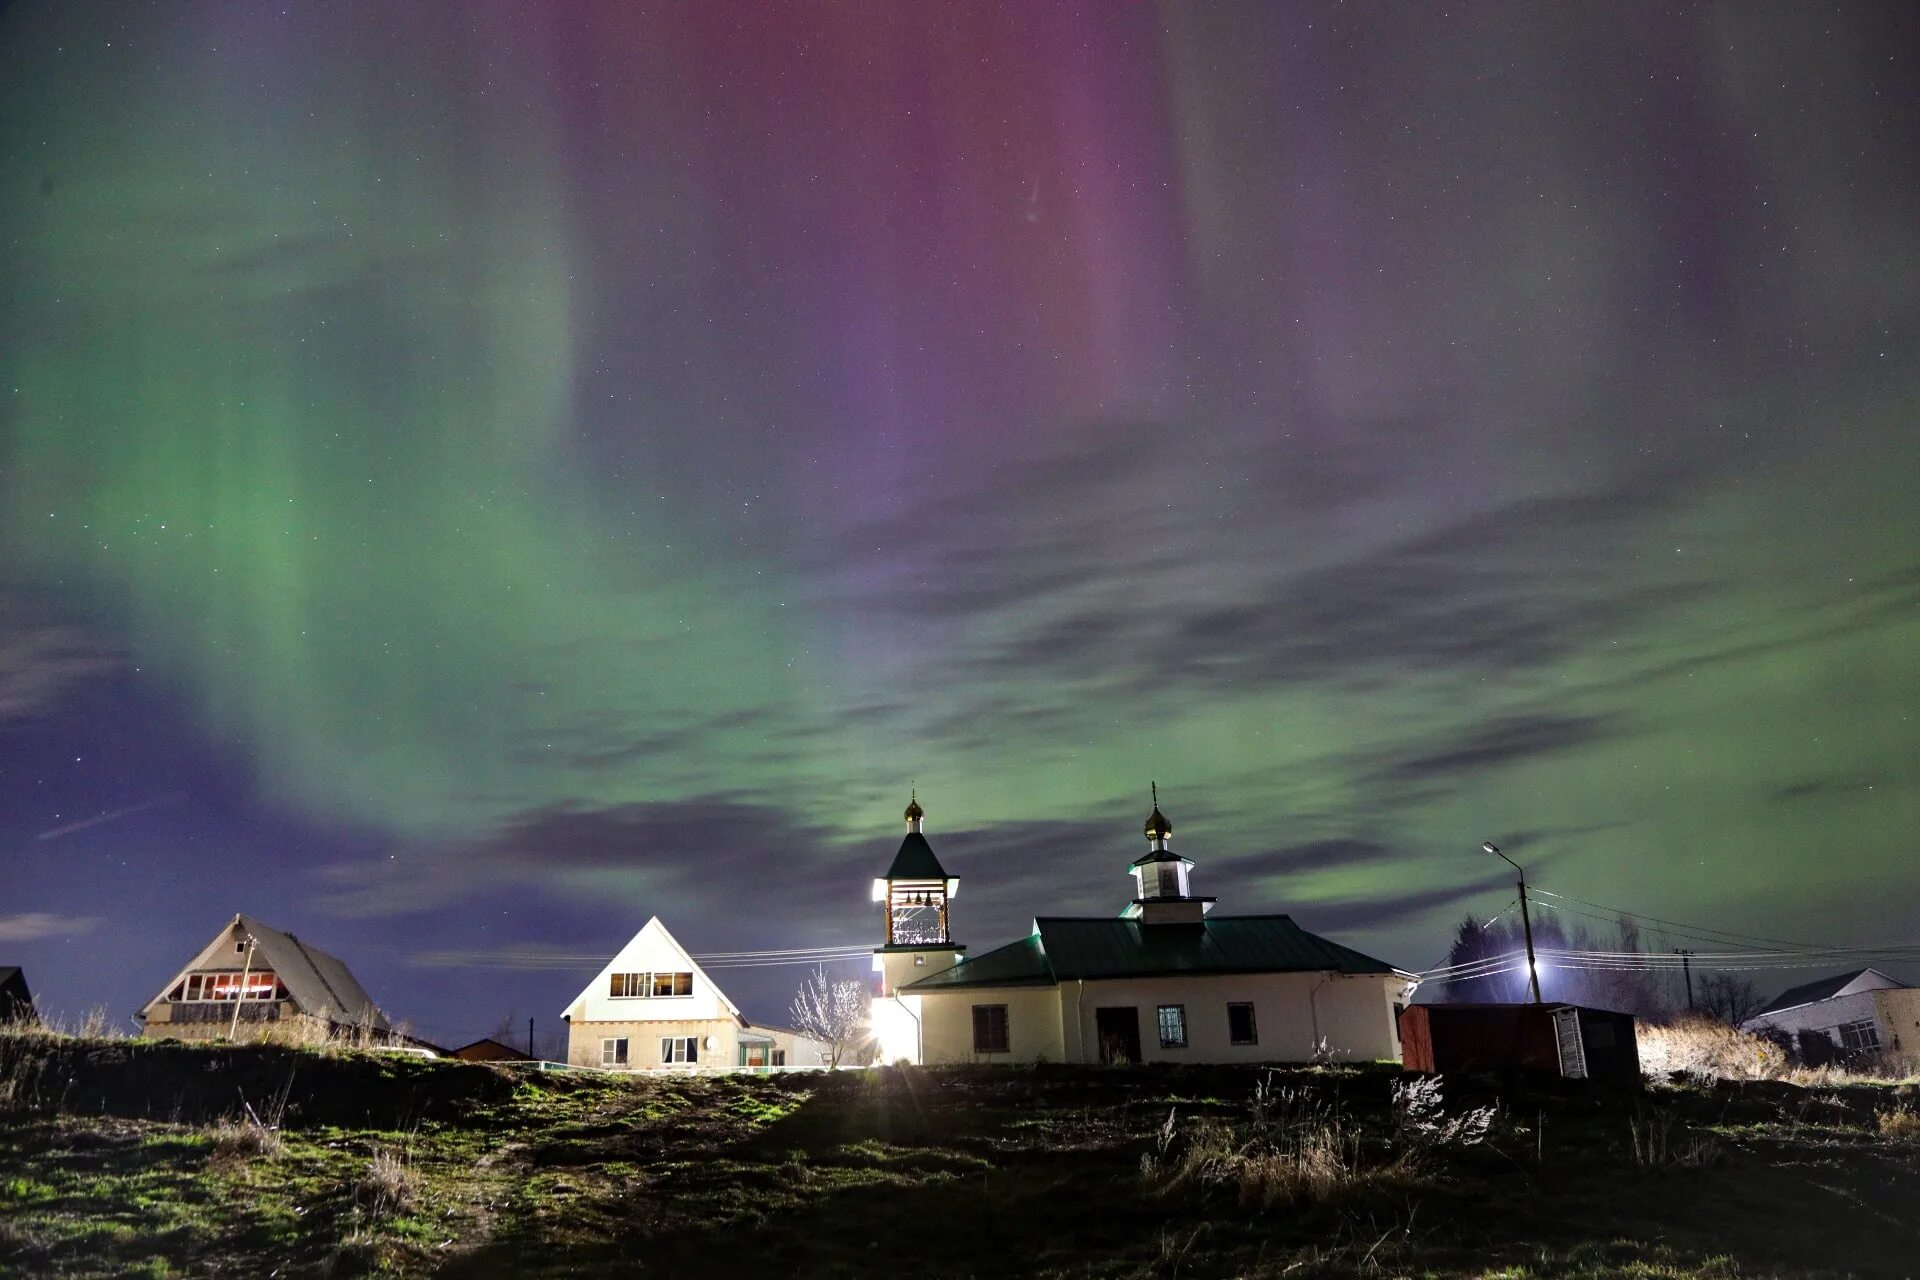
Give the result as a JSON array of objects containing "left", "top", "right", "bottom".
[
  {"left": 1061, "top": 972, "right": 1404, "bottom": 1064},
  {"left": 567, "top": 1017, "right": 741, "bottom": 1070},
  {"left": 918, "top": 986, "right": 1065, "bottom": 1064},
  {"left": 910, "top": 972, "right": 1403, "bottom": 1065}
]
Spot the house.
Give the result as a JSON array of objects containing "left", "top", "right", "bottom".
[
  {"left": 1399, "top": 1002, "right": 1640, "bottom": 1084},
  {"left": 450, "top": 1037, "right": 534, "bottom": 1063},
  {"left": 560, "top": 917, "right": 831, "bottom": 1071},
  {"left": 139, "top": 914, "right": 391, "bottom": 1044},
  {"left": 1743, "top": 968, "right": 1920, "bottom": 1059},
  {"left": 870, "top": 793, "right": 1418, "bottom": 1065},
  {"left": 0, "top": 967, "right": 34, "bottom": 1026}
]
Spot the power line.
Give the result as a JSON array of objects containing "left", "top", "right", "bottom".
[{"left": 1528, "top": 886, "right": 1831, "bottom": 952}]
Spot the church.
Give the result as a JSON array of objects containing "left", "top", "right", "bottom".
[{"left": 869, "top": 792, "right": 1416, "bottom": 1065}]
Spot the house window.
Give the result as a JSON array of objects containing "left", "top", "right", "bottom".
[
  {"left": 972, "top": 1004, "right": 1010, "bottom": 1054},
  {"left": 660, "top": 1037, "right": 699, "bottom": 1064},
  {"left": 1228, "top": 1003, "right": 1258, "bottom": 1046},
  {"left": 772, "top": 1049, "right": 786, "bottom": 1067},
  {"left": 601, "top": 1037, "right": 629, "bottom": 1067},
  {"left": 172, "top": 972, "right": 282, "bottom": 1002},
  {"left": 1838, "top": 1019, "right": 1881, "bottom": 1052},
  {"left": 1158, "top": 1005, "right": 1188, "bottom": 1049},
  {"left": 610, "top": 971, "right": 692, "bottom": 998}
]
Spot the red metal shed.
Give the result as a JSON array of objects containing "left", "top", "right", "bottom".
[{"left": 1400, "top": 1002, "right": 1639, "bottom": 1084}]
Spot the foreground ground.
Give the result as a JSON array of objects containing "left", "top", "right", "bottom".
[{"left": 1, "top": 1038, "right": 1918, "bottom": 1278}]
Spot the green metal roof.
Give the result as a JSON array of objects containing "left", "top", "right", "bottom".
[
  {"left": 900, "top": 935, "right": 1053, "bottom": 990},
  {"left": 900, "top": 915, "right": 1397, "bottom": 991},
  {"left": 883, "top": 831, "right": 951, "bottom": 881}
]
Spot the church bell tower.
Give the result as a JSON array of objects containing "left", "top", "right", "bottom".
[{"left": 871, "top": 791, "right": 965, "bottom": 999}]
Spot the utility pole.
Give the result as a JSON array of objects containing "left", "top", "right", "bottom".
[
  {"left": 1484, "top": 842, "right": 1542, "bottom": 1004},
  {"left": 1675, "top": 949, "right": 1695, "bottom": 1011},
  {"left": 228, "top": 934, "right": 256, "bottom": 1040},
  {"left": 527, "top": 1017, "right": 535, "bottom": 1060}
]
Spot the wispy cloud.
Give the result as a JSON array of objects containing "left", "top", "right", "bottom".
[
  {"left": 0, "top": 912, "right": 102, "bottom": 943},
  {"left": 0, "top": 604, "right": 118, "bottom": 722}
]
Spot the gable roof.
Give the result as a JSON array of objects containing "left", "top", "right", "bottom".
[
  {"left": 1754, "top": 967, "right": 1909, "bottom": 1018},
  {"left": 144, "top": 914, "right": 388, "bottom": 1030},
  {"left": 904, "top": 915, "right": 1401, "bottom": 991},
  {"left": 559, "top": 917, "right": 745, "bottom": 1022},
  {"left": 884, "top": 831, "right": 951, "bottom": 881}
]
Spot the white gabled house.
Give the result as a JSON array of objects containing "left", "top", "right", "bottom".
[
  {"left": 870, "top": 793, "right": 1419, "bottom": 1066},
  {"left": 561, "top": 917, "right": 830, "bottom": 1071}
]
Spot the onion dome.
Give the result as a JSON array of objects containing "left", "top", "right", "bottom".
[
  {"left": 904, "top": 789, "right": 924, "bottom": 825},
  {"left": 1143, "top": 781, "right": 1172, "bottom": 842}
]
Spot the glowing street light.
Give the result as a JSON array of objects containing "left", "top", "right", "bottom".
[{"left": 1484, "top": 841, "right": 1543, "bottom": 1005}]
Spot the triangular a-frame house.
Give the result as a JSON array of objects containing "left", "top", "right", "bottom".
[
  {"left": 139, "top": 913, "right": 390, "bottom": 1043},
  {"left": 560, "top": 917, "right": 829, "bottom": 1070}
]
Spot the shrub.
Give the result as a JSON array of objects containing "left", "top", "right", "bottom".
[{"left": 1637, "top": 1015, "right": 1785, "bottom": 1080}]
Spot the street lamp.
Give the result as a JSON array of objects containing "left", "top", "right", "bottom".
[{"left": 1484, "top": 841, "right": 1543, "bottom": 1005}]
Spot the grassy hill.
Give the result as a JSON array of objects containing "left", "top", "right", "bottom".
[{"left": 2, "top": 1035, "right": 1918, "bottom": 1278}]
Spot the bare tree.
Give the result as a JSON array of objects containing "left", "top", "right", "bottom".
[
  {"left": 789, "top": 966, "right": 870, "bottom": 1068},
  {"left": 1696, "top": 973, "right": 1766, "bottom": 1027}
]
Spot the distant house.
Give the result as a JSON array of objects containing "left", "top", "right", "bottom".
[
  {"left": 139, "top": 914, "right": 391, "bottom": 1043},
  {"left": 0, "top": 967, "right": 34, "bottom": 1026},
  {"left": 560, "top": 918, "right": 831, "bottom": 1071},
  {"left": 871, "top": 794, "right": 1418, "bottom": 1065},
  {"left": 450, "top": 1037, "right": 533, "bottom": 1063},
  {"left": 1743, "top": 968, "right": 1920, "bottom": 1059}
]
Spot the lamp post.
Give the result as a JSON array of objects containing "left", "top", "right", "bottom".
[{"left": 1484, "top": 841, "right": 1542, "bottom": 1004}]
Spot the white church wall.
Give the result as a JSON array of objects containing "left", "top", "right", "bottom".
[
  {"left": 918, "top": 986, "right": 1065, "bottom": 1064},
  {"left": 1058, "top": 971, "right": 1404, "bottom": 1064}
]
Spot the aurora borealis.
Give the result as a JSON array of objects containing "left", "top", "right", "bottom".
[{"left": 2, "top": 2, "right": 1917, "bottom": 1043}]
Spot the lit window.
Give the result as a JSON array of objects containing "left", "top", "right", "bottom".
[
  {"left": 610, "top": 972, "right": 645, "bottom": 998},
  {"left": 1158, "top": 1005, "right": 1188, "bottom": 1049},
  {"left": 972, "top": 1004, "right": 1010, "bottom": 1054},
  {"left": 1228, "top": 1003, "right": 1258, "bottom": 1046},
  {"left": 601, "top": 1038, "right": 629, "bottom": 1067},
  {"left": 1838, "top": 1020, "right": 1881, "bottom": 1052},
  {"left": 176, "top": 971, "right": 280, "bottom": 1002},
  {"left": 660, "top": 1036, "right": 699, "bottom": 1064}
]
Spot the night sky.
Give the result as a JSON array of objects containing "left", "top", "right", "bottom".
[{"left": 2, "top": 3, "right": 1917, "bottom": 1049}]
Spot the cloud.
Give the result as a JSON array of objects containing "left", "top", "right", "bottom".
[
  {"left": 0, "top": 912, "right": 102, "bottom": 942},
  {"left": 0, "top": 604, "right": 118, "bottom": 722},
  {"left": 1365, "top": 714, "right": 1616, "bottom": 785}
]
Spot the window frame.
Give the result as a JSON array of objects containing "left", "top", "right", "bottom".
[
  {"left": 601, "top": 1037, "right": 629, "bottom": 1067},
  {"left": 1227, "top": 1002, "right": 1258, "bottom": 1046},
  {"left": 659, "top": 1036, "right": 700, "bottom": 1064},
  {"left": 1838, "top": 1019, "right": 1881, "bottom": 1052},
  {"left": 609, "top": 970, "right": 692, "bottom": 999},
  {"left": 972, "top": 1003, "right": 1011, "bottom": 1055},
  {"left": 1157, "top": 1004, "right": 1188, "bottom": 1049}
]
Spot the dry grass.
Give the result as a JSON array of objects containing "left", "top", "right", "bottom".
[
  {"left": 1876, "top": 1104, "right": 1920, "bottom": 1138},
  {"left": 1630, "top": 1111, "right": 1719, "bottom": 1168},
  {"left": 357, "top": 1148, "right": 416, "bottom": 1219},
  {"left": 1637, "top": 1016, "right": 1785, "bottom": 1081},
  {"left": 1147, "top": 1114, "right": 1369, "bottom": 1207},
  {"left": 206, "top": 1117, "right": 284, "bottom": 1168}
]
